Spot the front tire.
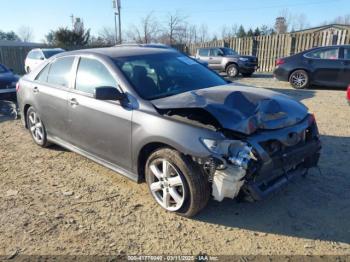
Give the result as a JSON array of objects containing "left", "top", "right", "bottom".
[
  {"left": 289, "top": 70, "right": 309, "bottom": 89},
  {"left": 226, "top": 64, "right": 239, "bottom": 78},
  {"left": 145, "top": 148, "right": 210, "bottom": 217},
  {"left": 26, "top": 107, "right": 49, "bottom": 147}
]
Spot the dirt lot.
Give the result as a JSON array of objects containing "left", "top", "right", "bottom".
[{"left": 0, "top": 75, "right": 349, "bottom": 258}]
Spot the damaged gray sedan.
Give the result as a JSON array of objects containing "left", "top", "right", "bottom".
[{"left": 17, "top": 46, "right": 321, "bottom": 217}]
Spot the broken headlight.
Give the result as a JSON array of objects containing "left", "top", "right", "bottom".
[{"left": 200, "top": 138, "right": 257, "bottom": 170}]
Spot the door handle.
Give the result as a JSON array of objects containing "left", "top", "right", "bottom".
[
  {"left": 33, "top": 86, "right": 39, "bottom": 93},
  {"left": 69, "top": 98, "right": 79, "bottom": 106},
  {"left": 209, "top": 57, "right": 213, "bottom": 60}
]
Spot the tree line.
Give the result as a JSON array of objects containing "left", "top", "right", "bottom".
[{"left": 0, "top": 12, "right": 349, "bottom": 48}]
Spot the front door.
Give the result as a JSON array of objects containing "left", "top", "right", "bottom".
[
  {"left": 209, "top": 48, "right": 224, "bottom": 70},
  {"left": 67, "top": 57, "right": 132, "bottom": 171},
  {"left": 306, "top": 47, "right": 343, "bottom": 87}
]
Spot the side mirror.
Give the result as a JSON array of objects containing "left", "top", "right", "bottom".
[
  {"left": 94, "top": 86, "right": 125, "bottom": 101},
  {"left": 9, "top": 68, "right": 14, "bottom": 72},
  {"left": 218, "top": 52, "right": 224, "bottom": 56}
]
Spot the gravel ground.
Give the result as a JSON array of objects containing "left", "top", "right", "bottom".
[{"left": 0, "top": 75, "right": 349, "bottom": 258}]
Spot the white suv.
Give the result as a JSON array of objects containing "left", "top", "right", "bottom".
[{"left": 24, "top": 48, "right": 65, "bottom": 73}]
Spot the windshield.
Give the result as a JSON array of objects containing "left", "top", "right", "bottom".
[
  {"left": 114, "top": 53, "right": 227, "bottom": 100},
  {"left": 0, "top": 64, "right": 9, "bottom": 73},
  {"left": 222, "top": 48, "right": 238, "bottom": 56},
  {"left": 43, "top": 49, "right": 64, "bottom": 58}
]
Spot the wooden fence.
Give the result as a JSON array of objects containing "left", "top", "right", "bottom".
[{"left": 180, "top": 28, "right": 350, "bottom": 72}]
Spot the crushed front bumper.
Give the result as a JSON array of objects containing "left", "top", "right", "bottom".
[{"left": 243, "top": 139, "right": 321, "bottom": 201}]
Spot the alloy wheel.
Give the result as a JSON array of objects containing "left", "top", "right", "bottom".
[
  {"left": 291, "top": 72, "right": 307, "bottom": 88},
  {"left": 228, "top": 67, "right": 237, "bottom": 77},
  {"left": 28, "top": 111, "right": 44, "bottom": 144},
  {"left": 148, "top": 158, "right": 185, "bottom": 211}
]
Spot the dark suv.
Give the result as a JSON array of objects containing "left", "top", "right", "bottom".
[
  {"left": 17, "top": 46, "right": 321, "bottom": 217},
  {"left": 195, "top": 47, "right": 258, "bottom": 77}
]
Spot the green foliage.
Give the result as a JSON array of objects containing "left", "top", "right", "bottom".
[
  {"left": 247, "top": 28, "right": 254, "bottom": 37},
  {"left": 0, "top": 30, "right": 20, "bottom": 41},
  {"left": 237, "top": 25, "right": 246, "bottom": 38},
  {"left": 253, "top": 27, "right": 261, "bottom": 36},
  {"left": 260, "top": 25, "right": 275, "bottom": 36},
  {"left": 45, "top": 27, "right": 90, "bottom": 48}
]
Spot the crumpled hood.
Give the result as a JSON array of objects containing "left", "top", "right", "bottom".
[{"left": 151, "top": 84, "right": 308, "bottom": 135}]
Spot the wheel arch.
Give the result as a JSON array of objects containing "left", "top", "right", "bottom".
[
  {"left": 225, "top": 62, "right": 239, "bottom": 71},
  {"left": 23, "top": 104, "right": 32, "bottom": 128},
  {"left": 137, "top": 142, "right": 176, "bottom": 182}
]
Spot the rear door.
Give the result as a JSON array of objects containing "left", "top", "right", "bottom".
[
  {"left": 305, "top": 47, "right": 343, "bottom": 86},
  {"left": 67, "top": 56, "right": 132, "bottom": 170},
  {"left": 197, "top": 48, "right": 210, "bottom": 66},
  {"left": 32, "top": 56, "right": 75, "bottom": 141}
]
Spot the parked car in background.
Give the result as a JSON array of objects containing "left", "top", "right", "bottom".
[
  {"left": 17, "top": 46, "right": 321, "bottom": 217},
  {"left": 25, "top": 48, "right": 65, "bottom": 73},
  {"left": 274, "top": 45, "right": 350, "bottom": 89},
  {"left": 195, "top": 47, "right": 258, "bottom": 77},
  {"left": 0, "top": 63, "right": 18, "bottom": 95}
]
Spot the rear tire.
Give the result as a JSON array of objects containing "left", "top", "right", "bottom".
[
  {"left": 145, "top": 148, "right": 210, "bottom": 217},
  {"left": 226, "top": 64, "right": 239, "bottom": 78},
  {"left": 289, "top": 70, "right": 309, "bottom": 89},
  {"left": 26, "top": 106, "right": 50, "bottom": 147}
]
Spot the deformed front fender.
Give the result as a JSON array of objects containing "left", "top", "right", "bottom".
[{"left": 131, "top": 109, "right": 224, "bottom": 174}]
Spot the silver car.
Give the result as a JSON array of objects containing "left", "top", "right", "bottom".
[{"left": 17, "top": 46, "right": 321, "bottom": 217}]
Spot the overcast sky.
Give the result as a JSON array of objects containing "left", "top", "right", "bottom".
[{"left": 0, "top": 0, "right": 348, "bottom": 42}]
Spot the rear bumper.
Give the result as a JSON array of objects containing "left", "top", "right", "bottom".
[
  {"left": 273, "top": 66, "right": 290, "bottom": 81},
  {"left": 243, "top": 139, "right": 321, "bottom": 201}
]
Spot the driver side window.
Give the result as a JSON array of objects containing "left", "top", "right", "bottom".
[
  {"left": 75, "top": 58, "right": 116, "bottom": 94},
  {"left": 210, "top": 48, "right": 223, "bottom": 57}
]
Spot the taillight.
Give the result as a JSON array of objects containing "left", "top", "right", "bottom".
[
  {"left": 276, "top": 58, "right": 285, "bottom": 66},
  {"left": 347, "top": 85, "right": 350, "bottom": 101},
  {"left": 16, "top": 82, "right": 20, "bottom": 92}
]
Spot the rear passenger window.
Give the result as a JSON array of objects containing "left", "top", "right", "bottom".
[
  {"left": 306, "top": 48, "right": 339, "bottom": 60},
  {"left": 344, "top": 48, "right": 350, "bottom": 60},
  {"left": 198, "top": 49, "right": 209, "bottom": 57},
  {"left": 75, "top": 58, "right": 116, "bottom": 94},
  {"left": 35, "top": 64, "right": 50, "bottom": 82},
  {"left": 47, "top": 57, "right": 75, "bottom": 88}
]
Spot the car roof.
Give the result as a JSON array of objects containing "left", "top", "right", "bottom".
[
  {"left": 55, "top": 46, "right": 178, "bottom": 59},
  {"left": 303, "top": 44, "right": 350, "bottom": 52},
  {"left": 30, "top": 48, "right": 65, "bottom": 52},
  {"left": 115, "top": 43, "right": 172, "bottom": 49}
]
